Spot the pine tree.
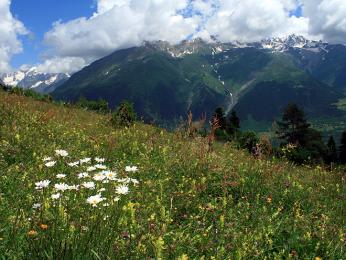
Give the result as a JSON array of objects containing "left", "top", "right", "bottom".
[
  {"left": 339, "top": 131, "right": 346, "bottom": 164},
  {"left": 276, "top": 103, "right": 310, "bottom": 145},
  {"left": 326, "top": 136, "right": 337, "bottom": 164},
  {"left": 227, "top": 110, "right": 240, "bottom": 138}
]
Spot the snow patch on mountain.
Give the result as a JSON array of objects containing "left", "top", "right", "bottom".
[{"left": 0, "top": 67, "right": 70, "bottom": 93}]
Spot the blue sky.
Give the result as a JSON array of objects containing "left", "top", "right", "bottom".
[{"left": 10, "top": 0, "right": 95, "bottom": 68}]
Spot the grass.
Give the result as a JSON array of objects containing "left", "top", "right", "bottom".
[{"left": 0, "top": 90, "right": 345, "bottom": 259}]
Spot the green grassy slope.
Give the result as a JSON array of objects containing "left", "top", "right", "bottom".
[{"left": 0, "top": 90, "right": 345, "bottom": 259}]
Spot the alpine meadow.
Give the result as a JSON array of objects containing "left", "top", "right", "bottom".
[{"left": 1, "top": 0, "right": 346, "bottom": 259}]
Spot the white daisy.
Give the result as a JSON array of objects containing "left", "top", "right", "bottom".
[
  {"left": 68, "top": 185, "right": 79, "bottom": 190},
  {"left": 56, "top": 174, "right": 66, "bottom": 179},
  {"left": 35, "top": 180, "right": 51, "bottom": 190},
  {"left": 54, "top": 183, "right": 69, "bottom": 191},
  {"left": 78, "top": 172, "right": 89, "bottom": 179},
  {"left": 130, "top": 178, "right": 139, "bottom": 185},
  {"left": 82, "top": 182, "right": 95, "bottom": 190},
  {"left": 51, "top": 193, "right": 61, "bottom": 199},
  {"left": 98, "top": 188, "right": 106, "bottom": 192},
  {"left": 103, "top": 170, "right": 117, "bottom": 180},
  {"left": 43, "top": 157, "right": 52, "bottom": 162},
  {"left": 86, "top": 194, "right": 105, "bottom": 207},
  {"left": 32, "top": 203, "right": 41, "bottom": 209},
  {"left": 93, "top": 173, "right": 106, "bottom": 181},
  {"left": 95, "top": 157, "right": 105, "bottom": 163},
  {"left": 68, "top": 161, "right": 79, "bottom": 167},
  {"left": 80, "top": 158, "right": 91, "bottom": 164},
  {"left": 55, "top": 150, "right": 68, "bottom": 157},
  {"left": 116, "top": 185, "right": 129, "bottom": 195},
  {"left": 87, "top": 166, "right": 97, "bottom": 172},
  {"left": 45, "top": 161, "right": 56, "bottom": 167},
  {"left": 125, "top": 166, "right": 138, "bottom": 172},
  {"left": 94, "top": 164, "right": 107, "bottom": 170},
  {"left": 113, "top": 197, "right": 120, "bottom": 202}
]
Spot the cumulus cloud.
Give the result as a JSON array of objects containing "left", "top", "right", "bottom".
[
  {"left": 39, "top": 0, "right": 198, "bottom": 73},
  {"left": 196, "top": 0, "right": 309, "bottom": 42},
  {"left": 36, "top": 0, "right": 346, "bottom": 73},
  {"left": 302, "top": 0, "right": 346, "bottom": 43},
  {"left": 0, "top": 0, "right": 27, "bottom": 72}
]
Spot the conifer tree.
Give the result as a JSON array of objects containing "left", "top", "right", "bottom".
[
  {"left": 326, "top": 136, "right": 337, "bottom": 164},
  {"left": 339, "top": 131, "right": 346, "bottom": 164}
]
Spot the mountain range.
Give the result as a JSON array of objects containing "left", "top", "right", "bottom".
[
  {"left": 0, "top": 67, "right": 70, "bottom": 94},
  {"left": 2, "top": 35, "right": 345, "bottom": 128},
  {"left": 52, "top": 35, "right": 346, "bottom": 127}
]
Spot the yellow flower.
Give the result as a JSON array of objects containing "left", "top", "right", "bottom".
[
  {"left": 27, "top": 230, "right": 38, "bottom": 236},
  {"left": 315, "top": 257, "right": 322, "bottom": 260},
  {"left": 40, "top": 224, "right": 48, "bottom": 230}
]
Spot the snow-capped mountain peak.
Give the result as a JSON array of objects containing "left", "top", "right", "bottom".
[{"left": 0, "top": 67, "right": 70, "bottom": 93}]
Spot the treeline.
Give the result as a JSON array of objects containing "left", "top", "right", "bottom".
[
  {"left": 0, "top": 85, "right": 53, "bottom": 102},
  {"left": 211, "top": 104, "right": 346, "bottom": 165}
]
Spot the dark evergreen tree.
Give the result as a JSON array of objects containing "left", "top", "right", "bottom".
[
  {"left": 111, "top": 101, "right": 137, "bottom": 127},
  {"left": 339, "top": 131, "right": 346, "bottom": 164},
  {"left": 213, "top": 107, "right": 227, "bottom": 130},
  {"left": 227, "top": 110, "right": 240, "bottom": 138},
  {"left": 326, "top": 136, "right": 338, "bottom": 164},
  {"left": 276, "top": 103, "right": 310, "bottom": 145}
]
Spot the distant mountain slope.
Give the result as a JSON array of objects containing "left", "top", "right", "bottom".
[
  {"left": 1, "top": 67, "right": 70, "bottom": 94},
  {"left": 53, "top": 35, "right": 346, "bottom": 124}
]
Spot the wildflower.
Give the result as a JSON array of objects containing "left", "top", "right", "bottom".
[
  {"left": 94, "top": 164, "right": 107, "bottom": 170},
  {"left": 40, "top": 224, "right": 48, "bottom": 230},
  {"left": 113, "top": 197, "right": 120, "bottom": 202},
  {"left": 87, "top": 166, "right": 97, "bottom": 172},
  {"left": 82, "top": 182, "right": 95, "bottom": 190},
  {"left": 54, "top": 183, "right": 69, "bottom": 191},
  {"left": 125, "top": 166, "right": 138, "bottom": 172},
  {"left": 55, "top": 149, "right": 68, "bottom": 157},
  {"left": 68, "top": 161, "right": 79, "bottom": 167},
  {"left": 93, "top": 173, "right": 106, "bottom": 181},
  {"left": 86, "top": 194, "right": 105, "bottom": 207},
  {"left": 104, "top": 170, "right": 117, "bottom": 180},
  {"left": 315, "top": 257, "right": 322, "bottom": 260},
  {"left": 27, "top": 230, "right": 38, "bottom": 236},
  {"left": 45, "top": 161, "right": 56, "bottom": 167},
  {"left": 68, "top": 185, "right": 79, "bottom": 190},
  {"left": 129, "top": 178, "right": 139, "bottom": 185},
  {"left": 51, "top": 193, "right": 61, "bottom": 199},
  {"left": 43, "top": 157, "right": 52, "bottom": 161},
  {"left": 103, "top": 203, "right": 110, "bottom": 207},
  {"left": 95, "top": 157, "right": 105, "bottom": 163},
  {"left": 80, "top": 158, "right": 91, "bottom": 164},
  {"left": 32, "top": 203, "right": 42, "bottom": 209},
  {"left": 56, "top": 174, "right": 66, "bottom": 179},
  {"left": 35, "top": 180, "right": 51, "bottom": 190},
  {"left": 116, "top": 185, "right": 129, "bottom": 195},
  {"left": 102, "top": 180, "right": 109, "bottom": 184},
  {"left": 98, "top": 188, "right": 106, "bottom": 192},
  {"left": 78, "top": 172, "right": 89, "bottom": 179}
]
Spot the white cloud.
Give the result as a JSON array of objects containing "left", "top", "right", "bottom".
[
  {"left": 197, "top": 0, "right": 308, "bottom": 42},
  {"left": 39, "top": 0, "right": 198, "bottom": 73},
  {"left": 302, "top": 0, "right": 346, "bottom": 43},
  {"left": 0, "top": 0, "right": 27, "bottom": 72},
  {"left": 35, "top": 0, "right": 346, "bottom": 73}
]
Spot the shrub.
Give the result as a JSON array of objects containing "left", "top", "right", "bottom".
[{"left": 111, "top": 101, "right": 137, "bottom": 127}]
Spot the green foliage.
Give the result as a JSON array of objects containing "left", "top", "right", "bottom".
[
  {"left": 238, "top": 131, "right": 259, "bottom": 153},
  {"left": 111, "top": 101, "right": 137, "bottom": 127},
  {"left": 227, "top": 110, "right": 240, "bottom": 139},
  {"left": 7, "top": 87, "right": 53, "bottom": 102},
  {"left": 76, "top": 96, "right": 109, "bottom": 113},
  {"left": 339, "top": 131, "right": 346, "bottom": 164},
  {"left": 326, "top": 136, "right": 338, "bottom": 164},
  {"left": 0, "top": 89, "right": 344, "bottom": 259},
  {"left": 276, "top": 103, "right": 310, "bottom": 145}
]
